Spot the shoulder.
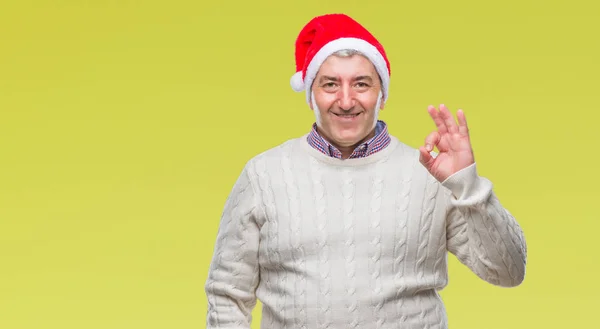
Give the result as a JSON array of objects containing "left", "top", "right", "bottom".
[
  {"left": 250, "top": 136, "right": 303, "bottom": 162},
  {"left": 241, "top": 135, "right": 306, "bottom": 175},
  {"left": 386, "top": 134, "right": 420, "bottom": 163},
  {"left": 386, "top": 135, "right": 444, "bottom": 186}
]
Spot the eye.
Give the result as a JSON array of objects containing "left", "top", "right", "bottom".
[{"left": 321, "top": 82, "right": 338, "bottom": 92}]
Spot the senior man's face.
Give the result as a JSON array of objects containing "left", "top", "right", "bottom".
[{"left": 310, "top": 54, "right": 384, "bottom": 152}]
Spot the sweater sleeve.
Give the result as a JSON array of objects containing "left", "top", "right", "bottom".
[
  {"left": 441, "top": 163, "right": 527, "bottom": 287},
  {"left": 205, "top": 163, "right": 263, "bottom": 328}
]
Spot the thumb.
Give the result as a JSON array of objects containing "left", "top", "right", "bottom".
[{"left": 419, "top": 146, "right": 436, "bottom": 170}]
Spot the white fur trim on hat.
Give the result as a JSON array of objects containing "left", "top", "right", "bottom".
[
  {"left": 302, "top": 37, "right": 390, "bottom": 104},
  {"left": 290, "top": 71, "right": 305, "bottom": 92}
]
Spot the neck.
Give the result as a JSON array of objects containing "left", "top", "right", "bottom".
[{"left": 316, "top": 125, "right": 377, "bottom": 159}]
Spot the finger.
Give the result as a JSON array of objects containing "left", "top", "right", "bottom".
[
  {"left": 428, "top": 105, "right": 447, "bottom": 134},
  {"left": 457, "top": 109, "right": 469, "bottom": 136},
  {"left": 439, "top": 104, "right": 458, "bottom": 134},
  {"left": 424, "top": 131, "right": 441, "bottom": 152},
  {"left": 419, "top": 146, "right": 435, "bottom": 169}
]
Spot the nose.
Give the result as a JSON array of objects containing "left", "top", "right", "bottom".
[{"left": 337, "top": 85, "right": 356, "bottom": 111}]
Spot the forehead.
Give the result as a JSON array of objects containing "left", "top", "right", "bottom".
[{"left": 316, "top": 54, "right": 378, "bottom": 77}]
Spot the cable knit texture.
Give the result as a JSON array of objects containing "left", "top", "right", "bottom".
[{"left": 205, "top": 134, "right": 527, "bottom": 329}]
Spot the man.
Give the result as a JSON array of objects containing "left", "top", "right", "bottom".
[{"left": 205, "top": 13, "right": 527, "bottom": 329}]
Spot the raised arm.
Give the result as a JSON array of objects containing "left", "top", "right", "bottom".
[
  {"left": 205, "top": 163, "right": 263, "bottom": 328},
  {"left": 418, "top": 104, "right": 526, "bottom": 287}
]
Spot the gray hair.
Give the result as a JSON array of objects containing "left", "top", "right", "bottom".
[{"left": 332, "top": 49, "right": 364, "bottom": 57}]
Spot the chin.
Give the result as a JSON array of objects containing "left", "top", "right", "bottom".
[{"left": 332, "top": 127, "right": 369, "bottom": 145}]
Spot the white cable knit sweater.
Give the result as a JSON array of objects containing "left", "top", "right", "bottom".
[{"left": 205, "top": 134, "right": 527, "bottom": 329}]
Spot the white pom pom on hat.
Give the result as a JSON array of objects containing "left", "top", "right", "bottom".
[
  {"left": 290, "top": 71, "right": 305, "bottom": 92},
  {"left": 290, "top": 13, "right": 391, "bottom": 104}
]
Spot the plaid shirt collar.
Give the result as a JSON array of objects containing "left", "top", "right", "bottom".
[{"left": 307, "top": 120, "right": 392, "bottom": 159}]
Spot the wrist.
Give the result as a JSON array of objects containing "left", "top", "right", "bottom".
[{"left": 441, "top": 163, "right": 483, "bottom": 200}]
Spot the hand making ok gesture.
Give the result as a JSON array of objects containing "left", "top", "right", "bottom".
[{"left": 418, "top": 104, "right": 476, "bottom": 182}]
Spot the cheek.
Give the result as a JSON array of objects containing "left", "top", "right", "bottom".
[
  {"left": 358, "top": 94, "right": 380, "bottom": 111},
  {"left": 313, "top": 95, "right": 336, "bottom": 113}
]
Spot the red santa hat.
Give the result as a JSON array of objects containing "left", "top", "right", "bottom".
[{"left": 290, "top": 13, "right": 391, "bottom": 104}]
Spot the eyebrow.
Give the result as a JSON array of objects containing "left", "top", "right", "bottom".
[
  {"left": 354, "top": 75, "right": 374, "bottom": 83},
  {"left": 319, "top": 76, "right": 339, "bottom": 83}
]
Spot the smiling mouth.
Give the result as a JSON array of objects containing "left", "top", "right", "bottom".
[{"left": 332, "top": 112, "right": 362, "bottom": 118}]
